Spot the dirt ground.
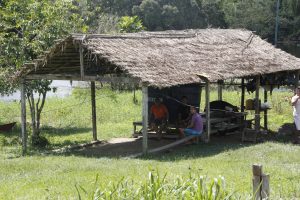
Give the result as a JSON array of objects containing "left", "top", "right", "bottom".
[
  {"left": 71, "top": 130, "right": 249, "bottom": 158},
  {"left": 73, "top": 137, "right": 178, "bottom": 157}
]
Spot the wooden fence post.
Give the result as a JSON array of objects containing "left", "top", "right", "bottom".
[{"left": 252, "top": 164, "right": 270, "bottom": 200}]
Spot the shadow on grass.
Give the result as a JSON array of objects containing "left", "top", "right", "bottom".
[
  {"left": 52, "top": 133, "right": 258, "bottom": 160},
  {"left": 61, "top": 127, "right": 300, "bottom": 160},
  {"left": 0, "top": 125, "right": 91, "bottom": 138},
  {"left": 5, "top": 123, "right": 298, "bottom": 159},
  {"left": 0, "top": 125, "right": 92, "bottom": 152},
  {"left": 41, "top": 126, "right": 92, "bottom": 136}
]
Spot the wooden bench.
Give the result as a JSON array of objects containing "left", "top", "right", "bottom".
[{"left": 132, "top": 121, "right": 178, "bottom": 138}]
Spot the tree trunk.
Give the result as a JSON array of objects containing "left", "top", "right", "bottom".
[
  {"left": 27, "top": 89, "right": 47, "bottom": 141},
  {"left": 36, "top": 92, "right": 46, "bottom": 135},
  {"left": 28, "top": 92, "right": 37, "bottom": 137}
]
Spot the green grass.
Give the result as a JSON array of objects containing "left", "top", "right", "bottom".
[{"left": 0, "top": 86, "right": 299, "bottom": 199}]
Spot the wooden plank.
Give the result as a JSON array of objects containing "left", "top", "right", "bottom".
[
  {"left": 25, "top": 74, "right": 141, "bottom": 83},
  {"left": 130, "top": 135, "right": 197, "bottom": 158},
  {"left": 26, "top": 74, "right": 81, "bottom": 80},
  {"left": 91, "top": 81, "right": 97, "bottom": 141},
  {"left": 255, "top": 76, "right": 260, "bottom": 133},
  {"left": 132, "top": 133, "right": 179, "bottom": 139},
  {"left": 20, "top": 80, "right": 27, "bottom": 156},
  {"left": 205, "top": 81, "right": 211, "bottom": 142},
  {"left": 142, "top": 86, "right": 148, "bottom": 154},
  {"left": 148, "top": 135, "right": 196, "bottom": 154}
]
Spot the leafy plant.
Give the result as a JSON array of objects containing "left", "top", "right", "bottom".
[
  {"left": 76, "top": 171, "right": 235, "bottom": 199},
  {"left": 118, "top": 15, "right": 145, "bottom": 33}
]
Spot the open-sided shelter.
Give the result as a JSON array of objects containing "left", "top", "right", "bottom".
[{"left": 17, "top": 29, "right": 300, "bottom": 155}]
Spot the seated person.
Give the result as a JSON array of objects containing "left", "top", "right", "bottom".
[
  {"left": 150, "top": 97, "right": 169, "bottom": 136},
  {"left": 179, "top": 106, "right": 203, "bottom": 142},
  {"left": 177, "top": 96, "right": 191, "bottom": 127}
]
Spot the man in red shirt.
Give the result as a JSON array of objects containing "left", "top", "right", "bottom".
[{"left": 150, "top": 98, "right": 169, "bottom": 138}]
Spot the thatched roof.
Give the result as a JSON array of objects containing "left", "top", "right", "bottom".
[{"left": 19, "top": 29, "right": 300, "bottom": 88}]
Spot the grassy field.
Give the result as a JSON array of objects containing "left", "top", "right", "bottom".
[{"left": 0, "top": 86, "right": 299, "bottom": 199}]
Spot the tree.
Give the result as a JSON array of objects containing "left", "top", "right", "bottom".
[
  {"left": 138, "top": 0, "right": 163, "bottom": 30},
  {"left": 0, "top": 0, "right": 85, "bottom": 145},
  {"left": 118, "top": 16, "right": 145, "bottom": 33}
]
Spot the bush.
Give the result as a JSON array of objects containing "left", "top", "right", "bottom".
[{"left": 31, "top": 135, "right": 50, "bottom": 148}]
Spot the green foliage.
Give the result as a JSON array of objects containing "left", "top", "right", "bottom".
[
  {"left": 76, "top": 171, "right": 232, "bottom": 199},
  {"left": 220, "top": 0, "right": 276, "bottom": 40},
  {"left": 118, "top": 16, "right": 145, "bottom": 33},
  {"left": 0, "top": 0, "right": 85, "bottom": 94},
  {"left": 93, "top": 0, "right": 300, "bottom": 42}
]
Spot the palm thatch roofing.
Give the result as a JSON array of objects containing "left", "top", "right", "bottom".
[{"left": 19, "top": 29, "right": 300, "bottom": 88}]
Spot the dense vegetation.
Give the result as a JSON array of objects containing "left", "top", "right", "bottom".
[{"left": 91, "top": 0, "right": 300, "bottom": 42}]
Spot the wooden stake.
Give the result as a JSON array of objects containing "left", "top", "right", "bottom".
[
  {"left": 20, "top": 80, "right": 27, "bottom": 156},
  {"left": 261, "top": 174, "right": 270, "bottom": 199},
  {"left": 252, "top": 164, "right": 270, "bottom": 200},
  {"left": 205, "top": 81, "right": 211, "bottom": 142},
  {"left": 255, "top": 76, "right": 260, "bottom": 133},
  {"left": 252, "top": 164, "right": 263, "bottom": 176},
  {"left": 253, "top": 175, "right": 261, "bottom": 200},
  {"left": 91, "top": 81, "right": 97, "bottom": 141},
  {"left": 142, "top": 86, "right": 148, "bottom": 154},
  {"left": 252, "top": 164, "right": 262, "bottom": 200}
]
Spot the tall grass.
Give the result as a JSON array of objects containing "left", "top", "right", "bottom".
[{"left": 76, "top": 171, "right": 235, "bottom": 200}]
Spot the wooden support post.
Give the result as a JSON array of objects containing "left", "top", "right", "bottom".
[
  {"left": 199, "top": 86, "right": 202, "bottom": 110},
  {"left": 217, "top": 81, "right": 222, "bottom": 101},
  {"left": 205, "top": 81, "right": 211, "bottom": 142},
  {"left": 91, "top": 81, "right": 97, "bottom": 141},
  {"left": 20, "top": 80, "right": 27, "bottom": 156},
  {"left": 252, "top": 164, "right": 270, "bottom": 200},
  {"left": 255, "top": 76, "right": 260, "bottom": 133},
  {"left": 295, "top": 70, "right": 300, "bottom": 88},
  {"left": 264, "top": 89, "right": 268, "bottom": 130},
  {"left": 241, "top": 78, "right": 245, "bottom": 113},
  {"left": 79, "top": 46, "right": 84, "bottom": 80},
  {"left": 142, "top": 86, "right": 148, "bottom": 154}
]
